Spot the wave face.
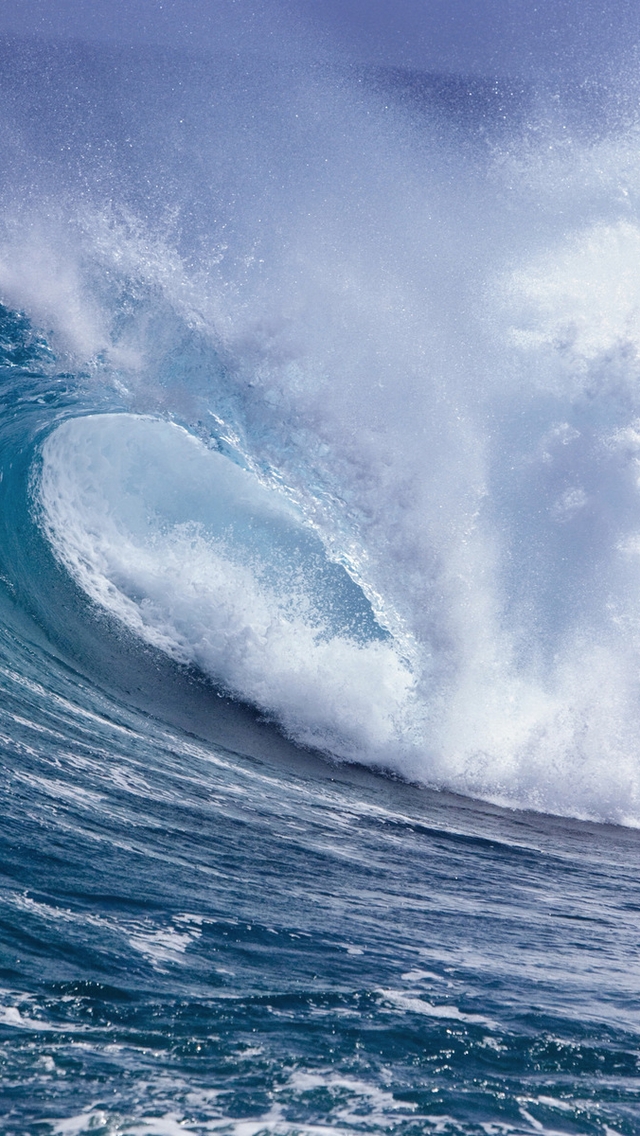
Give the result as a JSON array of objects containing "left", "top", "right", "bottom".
[{"left": 2, "top": 18, "right": 640, "bottom": 1134}]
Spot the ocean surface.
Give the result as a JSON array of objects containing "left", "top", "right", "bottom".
[{"left": 1, "top": 28, "right": 640, "bottom": 1135}]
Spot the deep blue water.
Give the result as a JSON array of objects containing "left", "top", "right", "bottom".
[{"left": 1, "top": 29, "right": 640, "bottom": 1136}]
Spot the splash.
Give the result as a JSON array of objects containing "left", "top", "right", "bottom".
[{"left": 39, "top": 413, "right": 418, "bottom": 764}]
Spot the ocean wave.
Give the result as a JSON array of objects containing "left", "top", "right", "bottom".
[{"left": 0, "top": 38, "right": 640, "bottom": 824}]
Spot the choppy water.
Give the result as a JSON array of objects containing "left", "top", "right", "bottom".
[{"left": 1, "top": 21, "right": 640, "bottom": 1135}]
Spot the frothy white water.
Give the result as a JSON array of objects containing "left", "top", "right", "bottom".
[
  {"left": 38, "top": 394, "right": 640, "bottom": 825},
  {"left": 39, "top": 415, "right": 419, "bottom": 765}
]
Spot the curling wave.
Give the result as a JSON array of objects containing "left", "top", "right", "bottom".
[{"left": 38, "top": 412, "right": 417, "bottom": 762}]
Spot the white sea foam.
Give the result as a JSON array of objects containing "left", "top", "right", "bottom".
[
  {"left": 38, "top": 393, "right": 640, "bottom": 824},
  {"left": 39, "top": 414, "right": 419, "bottom": 766},
  {"left": 377, "top": 988, "right": 498, "bottom": 1030}
]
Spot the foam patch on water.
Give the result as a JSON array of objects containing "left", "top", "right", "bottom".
[
  {"left": 377, "top": 989, "right": 498, "bottom": 1030},
  {"left": 48, "top": 1068, "right": 422, "bottom": 1135}
]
